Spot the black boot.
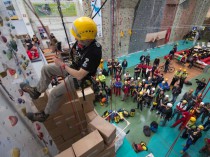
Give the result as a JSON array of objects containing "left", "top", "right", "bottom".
[
  {"left": 26, "top": 111, "right": 49, "bottom": 122},
  {"left": 20, "top": 82, "right": 41, "bottom": 99}
]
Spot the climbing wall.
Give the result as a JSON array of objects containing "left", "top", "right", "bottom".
[
  {"left": 0, "top": 2, "right": 58, "bottom": 157},
  {"left": 128, "top": 0, "right": 166, "bottom": 53},
  {"left": 170, "top": 0, "right": 210, "bottom": 42}
]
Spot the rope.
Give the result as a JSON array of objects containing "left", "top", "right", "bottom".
[
  {"left": 91, "top": 0, "right": 108, "bottom": 19},
  {"left": 89, "top": 0, "right": 98, "bottom": 18}
]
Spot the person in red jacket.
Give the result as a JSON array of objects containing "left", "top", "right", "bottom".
[
  {"left": 171, "top": 111, "right": 194, "bottom": 130},
  {"left": 121, "top": 81, "right": 130, "bottom": 101}
]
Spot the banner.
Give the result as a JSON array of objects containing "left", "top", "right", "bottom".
[
  {"left": 91, "top": 0, "right": 103, "bottom": 38},
  {"left": 3, "top": 0, "right": 18, "bottom": 20}
]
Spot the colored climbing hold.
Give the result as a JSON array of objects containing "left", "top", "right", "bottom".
[
  {"left": 11, "top": 148, "right": 20, "bottom": 157},
  {"left": 0, "top": 71, "right": 7, "bottom": 78},
  {"left": 0, "top": 16, "right": 3, "bottom": 26},
  {"left": 9, "top": 116, "right": 18, "bottom": 126},
  {"left": 18, "top": 89, "right": 23, "bottom": 96},
  {"left": 37, "top": 132, "right": 44, "bottom": 140},
  {"left": 35, "top": 123, "right": 41, "bottom": 131},
  {"left": 1, "top": 35, "right": 7, "bottom": 43},
  {"left": 17, "top": 98, "right": 25, "bottom": 104},
  {"left": 21, "top": 107, "right": 26, "bottom": 116},
  {"left": 42, "top": 147, "right": 49, "bottom": 155},
  {"left": 8, "top": 68, "right": 16, "bottom": 76}
]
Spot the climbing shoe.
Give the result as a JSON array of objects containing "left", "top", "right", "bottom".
[
  {"left": 20, "top": 82, "right": 41, "bottom": 99},
  {"left": 26, "top": 111, "right": 49, "bottom": 122}
]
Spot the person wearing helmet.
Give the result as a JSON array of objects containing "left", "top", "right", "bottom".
[
  {"left": 121, "top": 81, "right": 130, "bottom": 101},
  {"left": 140, "top": 54, "right": 146, "bottom": 64},
  {"left": 113, "top": 59, "right": 120, "bottom": 76},
  {"left": 98, "top": 72, "right": 106, "bottom": 89},
  {"left": 124, "top": 71, "right": 131, "bottom": 81},
  {"left": 107, "top": 59, "right": 113, "bottom": 76},
  {"left": 114, "top": 78, "right": 122, "bottom": 96},
  {"left": 141, "top": 62, "right": 147, "bottom": 78},
  {"left": 201, "top": 102, "right": 210, "bottom": 124},
  {"left": 181, "top": 117, "right": 196, "bottom": 138},
  {"left": 160, "top": 103, "right": 173, "bottom": 126},
  {"left": 164, "top": 56, "right": 170, "bottom": 72},
  {"left": 199, "top": 138, "right": 210, "bottom": 154},
  {"left": 170, "top": 68, "right": 182, "bottom": 87},
  {"left": 182, "top": 89, "right": 196, "bottom": 110},
  {"left": 151, "top": 89, "right": 165, "bottom": 111},
  {"left": 171, "top": 100, "right": 188, "bottom": 121},
  {"left": 180, "top": 125, "right": 203, "bottom": 154},
  {"left": 134, "top": 65, "right": 141, "bottom": 80},
  {"left": 156, "top": 95, "right": 170, "bottom": 116},
  {"left": 122, "top": 59, "right": 128, "bottom": 75},
  {"left": 179, "top": 69, "right": 188, "bottom": 89},
  {"left": 170, "top": 84, "right": 182, "bottom": 104},
  {"left": 136, "top": 91, "right": 145, "bottom": 111},
  {"left": 145, "top": 87, "right": 156, "bottom": 108},
  {"left": 20, "top": 17, "right": 102, "bottom": 122},
  {"left": 194, "top": 78, "right": 207, "bottom": 97},
  {"left": 98, "top": 59, "right": 104, "bottom": 71}
]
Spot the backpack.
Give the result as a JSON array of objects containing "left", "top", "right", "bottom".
[
  {"left": 130, "top": 109, "right": 135, "bottom": 117},
  {"left": 143, "top": 125, "right": 151, "bottom": 137},
  {"left": 150, "top": 121, "right": 158, "bottom": 133},
  {"left": 184, "top": 80, "right": 192, "bottom": 85}
]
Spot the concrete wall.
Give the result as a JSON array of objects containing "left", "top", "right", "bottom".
[{"left": 128, "top": 0, "right": 166, "bottom": 53}]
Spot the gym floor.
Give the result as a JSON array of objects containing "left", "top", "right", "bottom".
[{"left": 95, "top": 40, "right": 210, "bottom": 157}]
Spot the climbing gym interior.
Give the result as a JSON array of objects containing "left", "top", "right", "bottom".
[{"left": 0, "top": 0, "right": 210, "bottom": 157}]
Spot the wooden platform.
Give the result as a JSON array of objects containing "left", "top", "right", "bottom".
[{"left": 159, "top": 60, "right": 203, "bottom": 83}]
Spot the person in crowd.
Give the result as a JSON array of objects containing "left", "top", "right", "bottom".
[
  {"left": 32, "top": 34, "right": 40, "bottom": 46},
  {"left": 171, "top": 100, "right": 188, "bottom": 121},
  {"left": 116, "top": 63, "right": 122, "bottom": 76},
  {"left": 113, "top": 59, "right": 120, "bottom": 76},
  {"left": 133, "top": 82, "right": 142, "bottom": 103},
  {"left": 157, "top": 81, "right": 170, "bottom": 93},
  {"left": 114, "top": 78, "right": 122, "bottom": 96},
  {"left": 145, "top": 54, "right": 150, "bottom": 65},
  {"left": 199, "top": 138, "right": 210, "bottom": 155},
  {"left": 181, "top": 89, "right": 195, "bottom": 106},
  {"left": 200, "top": 102, "right": 210, "bottom": 124},
  {"left": 104, "top": 85, "right": 111, "bottom": 105},
  {"left": 145, "top": 87, "right": 156, "bottom": 108},
  {"left": 180, "top": 125, "right": 204, "bottom": 154},
  {"left": 160, "top": 103, "right": 173, "bottom": 126},
  {"left": 141, "top": 62, "right": 147, "bottom": 78},
  {"left": 136, "top": 91, "right": 145, "bottom": 111},
  {"left": 140, "top": 54, "right": 146, "bottom": 63},
  {"left": 25, "top": 34, "right": 35, "bottom": 50},
  {"left": 157, "top": 74, "right": 164, "bottom": 86},
  {"left": 152, "top": 75, "right": 158, "bottom": 88},
  {"left": 164, "top": 57, "right": 170, "bottom": 73},
  {"left": 98, "top": 59, "right": 104, "bottom": 71},
  {"left": 170, "top": 68, "right": 182, "bottom": 87},
  {"left": 49, "top": 33, "right": 58, "bottom": 53},
  {"left": 134, "top": 64, "right": 141, "bottom": 80},
  {"left": 121, "top": 81, "right": 130, "bottom": 101},
  {"left": 21, "top": 17, "right": 102, "bottom": 122},
  {"left": 107, "top": 59, "right": 113, "bottom": 76},
  {"left": 179, "top": 69, "right": 188, "bottom": 89},
  {"left": 27, "top": 49, "right": 39, "bottom": 60},
  {"left": 151, "top": 64, "right": 157, "bottom": 78},
  {"left": 153, "top": 58, "right": 160, "bottom": 67},
  {"left": 156, "top": 95, "right": 170, "bottom": 117},
  {"left": 122, "top": 59, "right": 128, "bottom": 75},
  {"left": 203, "top": 116, "right": 210, "bottom": 131},
  {"left": 151, "top": 89, "right": 165, "bottom": 111},
  {"left": 170, "top": 84, "right": 182, "bottom": 104},
  {"left": 98, "top": 72, "right": 106, "bottom": 89},
  {"left": 181, "top": 117, "right": 196, "bottom": 139},
  {"left": 194, "top": 78, "right": 206, "bottom": 97},
  {"left": 124, "top": 71, "right": 131, "bottom": 81},
  {"left": 169, "top": 49, "right": 175, "bottom": 59},
  {"left": 188, "top": 54, "right": 198, "bottom": 69}
]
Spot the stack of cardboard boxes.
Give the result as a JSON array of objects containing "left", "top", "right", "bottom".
[{"left": 33, "top": 87, "right": 116, "bottom": 156}]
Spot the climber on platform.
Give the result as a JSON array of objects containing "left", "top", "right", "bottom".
[{"left": 20, "top": 17, "right": 102, "bottom": 122}]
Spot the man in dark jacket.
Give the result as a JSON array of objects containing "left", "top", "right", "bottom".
[
  {"left": 194, "top": 78, "right": 206, "bottom": 97},
  {"left": 160, "top": 103, "right": 173, "bottom": 126},
  {"left": 180, "top": 125, "right": 204, "bottom": 154},
  {"left": 170, "top": 84, "right": 182, "bottom": 104},
  {"left": 122, "top": 59, "right": 128, "bottom": 75},
  {"left": 153, "top": 58, "right": 160, "bottom": 67}
]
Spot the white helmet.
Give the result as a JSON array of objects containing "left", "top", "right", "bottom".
[
  {"left": 200, "top": 102, "right": 204, "bottom": 105},
  {"left": 142, "top": 79, "right": 146, "bottom": 82},
  {"left": 162, "top": 81, "right": 165, "bottom": 84},
  {"left": 152, "top": 87, "right": 155, "bottom": 91},
  {"left": 119, "top": 64, "right": 121, "bottom": 66},
  {"left": 167, "top": 103, "right": 173, "bottom": 108},
  {"left": 99, "top": 72, "right": 102, "bottom": 75},
  {"left": 131, "top": 77, "right": 134, "bottom": 80},
  {"left": 165, "top": 95, "right": 169, "bottom": 98},
  {"left": 137, "top": 77, "right": 140, "bottom": 80}
]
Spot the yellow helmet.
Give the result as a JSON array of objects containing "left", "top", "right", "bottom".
[
  {"left": 70, "top": 17, "right": 97, "bottom": 40},
  {"left": 139, "top": 91, "right": 143, "bottom": 95},
  {"left": 198, "top": 125, "right": 204, "bottom": 130},
  {"left": 165, "top": 78, "right": 168, "bottom": 81},
  {"left": 182, "top": 100, "right": 187, "bottom": 104},
  {"left": 183, "top": 69, "right": 187, "bottom": 72},
  {"left": 190, "top": 117, "right": 196, "bottom": 122},
  {"left": 124, "top": 81, "right": 128, "bottom": 84}
]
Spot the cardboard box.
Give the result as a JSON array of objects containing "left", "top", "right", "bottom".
[
  {"left": 72, "top": 130, "right": 104, "bottom": 157},
  {"left": 82, "top": 101, "right": 94, "bottom": 113},
  {"left": 60, "top": 100, "right": 83, "bottom": 115},
  {"left": 43, "top": 119, "right": 57, "bottom": 130},
  {"left": 46, "top": 88, "right": 69, "bottom": 105},
  {"left": 53, "top": 136, "right": 65, "bottom": 145},
  {"left": 62, "top": 127, "right": 81, "bottom": 141},
  {"left": 48, "top": 124, "right": 69, "bottom": 138},
  {"left": 55, "top": 147, "right": 76, "bottom": 157},
  {"left": 89, "top": 116, "right": 116, "bottom": 145},
  {"left": 85, "top": 110, "right": 98, "bottom": 123},
  {"left": 57, "top": 139, "right": 75, "bottom": 152},
  {"left": 76, "top": 87, "right": 95, "bottom": 103},
  {"left": 95, "top": 143, "right": 115, "bottom": 157},
  {"left": 32, "top": 92, "right": 48, "bottom": 111}
]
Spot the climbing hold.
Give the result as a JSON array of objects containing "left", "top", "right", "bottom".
[
  {"left": 35, "top": 123, "right": 41, "bottom": 131},
  {"left": 17, "top": 98, "right": 25, "bottom": 104},
  {"left": 9, "top": 116, "right": 18, "bottom": 126},
  {"left": 1, "top": 35, "right": 7, "bottom": 43},
  {"left": 37, "top": 132, "right": 44, "bottom": 140},
  {"left": 21, "top": 107, "right": 26, "bottom": 116},
  {"left": 8, "top": 68, "right": 16, "bottom": 76},
  {"left": 18, "top": 89, "right": 23, "bottom": 96},
  {"left": 42, "top": 147, "right": 49, "bottom": 155},
  {"left": 10, "top": 148, "right": 20, "bottom": 157},
  {"left": 0, "top": 71, "right": 7, "bottom": 78}
]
